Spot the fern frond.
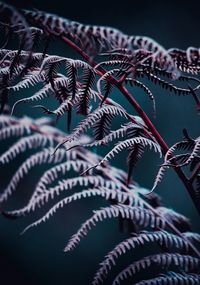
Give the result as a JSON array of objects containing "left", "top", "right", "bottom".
[
  {"left": 64, "top": 205, "right": 164, "bottom": 253},
  {"left": 0, "top": 115, "right": 18, "bottom": 129},
  {"left": 152, "top": 137, "right": 196, "bottom": 191},
  {"left": 164, "top": 140, "right": 195, "bottom": 163},
  {"left": 76, "top": 66, "right": 95, "bottom": 115},
  {"left": 93, "top": 112, "right": 112, "bottom": 140},
  {"left": 134, "top": 272, "right": 200, "bottom": 285},
  {"left": 36, "top": 160, "right": 93, "bottom": 191},
  {"left": 125, "top": 78, "right": 156, "bottom": 115},
  {"left": 84, "top": 123, "right": 142, "bottom": 148},
  {"left": 127, "top": 143, "right": 145, "bottom": 185},
  {"left": 50, "top": 98, "right": 73, "bottom": 117},
  {"left": 113, "top": 253, "right": 200, "bottom": 285},
  {"left": 0, "top": 122, "right": 31, "bottom": 140},
  {"left": 93, "top": 231, "right": 190, "bottom": 285},
  {"left": 0, "top": 133, "right": 54, "bottom": 164},
  {"left": 55, "top": 105, "right": 128, "bottom": 149},
  {"left": 151, "top": 164, "right": 169, "bottom": 192},
  {"left": 128, "top": 36, "right": 180, "bottom": 78},
  {"left": 180, "top": 137, "right": 200, "bottom": 166},
  {"left": 20, "top": 190, "right": 138, "bottom": 231},
  {"left": 65, "top": 61, "right": 77, "bottom": 100},
  {"left": 93, "top": 137, "right": 161, "bottom": 169},
  {"left": 9, "top": 70, "right": 43, "bottom": 91},
  {"left": 0, "top": 147, "right": 75, "bottom": 203},
  {"left": 34, "top": 175, "right": 120, "bottom": 205},
  {"left": 11, "top": 83, "right": 53, "bottom": 113},
  {"left": 141, "top": 70, "right": 199, "bottom": 96}
]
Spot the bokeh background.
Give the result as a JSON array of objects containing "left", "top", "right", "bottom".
[{"left": 0, "top": 0, "right": 200, "bottom": 284}]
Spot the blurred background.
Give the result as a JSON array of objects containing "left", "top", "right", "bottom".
[{"left": 0, "top": 0, "right": 200, "bottom": 284}]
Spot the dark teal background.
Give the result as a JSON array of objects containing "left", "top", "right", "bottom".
[{"left": 0, "top": 0, "right": 200, "bottom": 284}]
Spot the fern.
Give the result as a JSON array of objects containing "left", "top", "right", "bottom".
[
  {"left": 0, "top": 133, "right": 54, "bottom": 163},
  {"left": 129, "top": 272, "right": 200, "bottom": 285},
  {"left": 0, "top": 3, "right": 200, "bottom": 285},
  {"left": 112, "top": 253, "right": 200, "bottom": 285},
  {"left": 86, "top": 137, "right": 162, "bottom": 176},
  {"left": 94, "top": 230, "right": 191, "bottom": 281}
]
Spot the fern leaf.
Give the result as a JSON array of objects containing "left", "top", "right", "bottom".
[
  {"left": 65, "top": 205, "right": 164, "bottom": 253},
  {"left": 93, "top": 231, "right": 190, "bottom": 285},
  {"left": 141, "top": 70, "right": 198, "bottom": 96},
  {"left": 9, "top": 70, "right": 43, "bottom": 91},
  {"left": 134, "top": 272, "right": 200, "bottom": 285},
  {"left": 54, "top": 105, "right": 128, "bottom": 150},
  {"left": 0, "top": 134, "right": 54, "bottom": 164},
  {"left": 76, "top": 66, "right": 95, "bottom": 115},
  {"left": 35, "top": 160, "right": 93, "bottom": 191},
  {"left": 125, "top": 78, "right": 156, "bottom": 115},
  {"left": 33, "top": 175, "right": 120, "bottom": 206},
  {"left": 92, "top": 112, "right": 112, "bottom": 140},
  {"left": 180, "top": 137, "right": 200, "bottom": 166},
  {"left": 0, "top": 115, "right": 18, "bottom": 129},
  {"left": 0, "top": 147, "right": 75, "bottom": 203},
  {"left": 20, "top": 189, "right": 138, "bottom": 231},
  {"left": 164, "top": 140, "right": 195, "bottom": 163},
  {"left": 65, "top": 61, "right": 77, "bottom": 100},
  {"left": 128, "top": 36, "right": 180, "bottom": 78},
  {"left": 0, "top": 123, "right": 31, "bottom": 140},
  {"left": 127, "top": 143, "right": 145, "bottom": 185},
  {"left": 112, "top": 253, "right": 200, "bottom": 285},
  {"left": 151, "top": 164, "right": 169, "bottom": 192},
  {"left": 94, "top": 137, "right": 161, "bottom": 169},
  {"left": 85, "top": 123, "right": 141, "bottom": 147}
]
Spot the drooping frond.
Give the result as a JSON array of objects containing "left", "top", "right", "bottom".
[
  {"left": 0, "top": 120, "right": 31, "bottom": 140},
  {"left": 127, "top": 143, "right": 145, "bottom": 185},
  {"left": 55, "top": 105, "right": 129, "bottom": 149},
  {"left": 125, "top": 78, "right": 156, "bottom": 115},
  {"left": 152, "top": 134, "right": 200, "bottom": 191},
  {"left": 0, "top": 133, "right": 54, "bottom": 164},
  {"left": 151, "top": 164, "right": 169, "bottom": 192},
  {"left": 29, "top": 175, "right": 121, "bottom": 208},
  {"left": 8, "top": 186, "right": 138, "bottom": 219},
  {"left": 93, "top": 230, "right": 191, "bottom": 285},
  {"left": 0, "top": 147, "right": 75, "bottom": 203},
  {"left": 139, "top": 69, "right": 199, "bottom": 96},
  {"left": 76, "top": 66, "right": 95, "bottom": 115},
  {"left": 35, "top": 160, "right": 93, "bottom": 191},
  {"left": 64, "top": 205, "right": 164, "bottom": 253},
  {"left": 133, "top": 272, "right": 200, "bottom": 285},
  {"left": 83, "top": 123, "right": 144, "bottom": 148},
  {"left": 180, "top": 137, "right": 200, "bottom": 167},
  {"left": 90, "top": 137, "right": 161, "bottom": 171},
  {"left": 9, "top": 69, "right": 43, "bottom": 92},
  {"left": 113, "top": 253, "right": 200, "bottom": 285},
  {"left": 21, "top": 191, "right": 139, "bottom": 233}
]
